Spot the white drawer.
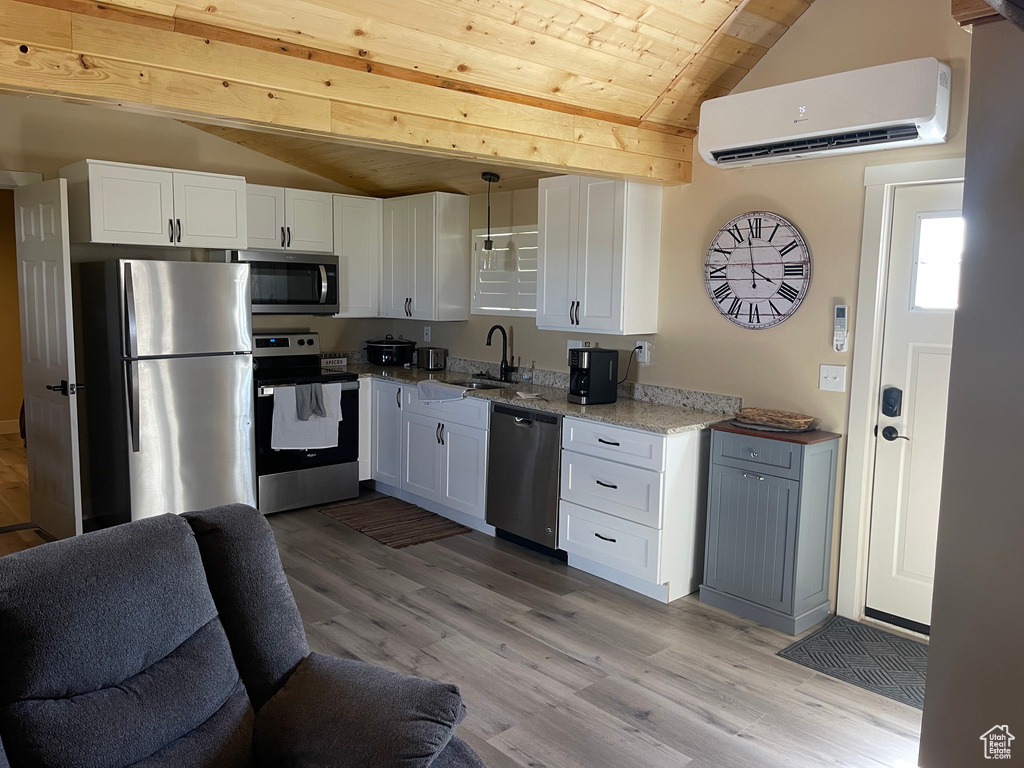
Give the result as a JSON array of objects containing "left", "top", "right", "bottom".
[
  {"left": 402, "top": 387, "right": 490, "bottom": 429},
  {"left": 561, "top": 450, "right": 663, "bottom": 529},
  {"left": 562, "top": 418, "right": 665, "bottom": 471},
  {"left": 559, "top": 501, "right": 661, "bottom": 583}
]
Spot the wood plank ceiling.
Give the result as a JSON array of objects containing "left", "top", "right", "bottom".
[{"left": 0, "top": 0, "right": 815, "bottom": 194}]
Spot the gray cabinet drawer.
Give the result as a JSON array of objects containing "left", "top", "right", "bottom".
[{"left": 712, "top": 430, "right": 802, "bottom": 480}]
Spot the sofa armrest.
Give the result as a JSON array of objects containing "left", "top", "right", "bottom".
[
  {"left": 0, "top": 736, "right": 9, "bottom": 768},
  {"left": 252, "top": 653, "right": 477, "bottom": 767}
]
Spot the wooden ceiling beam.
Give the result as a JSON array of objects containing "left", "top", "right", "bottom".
[{"left": 0, "top": 0, "right": 692, "bottom": 182}]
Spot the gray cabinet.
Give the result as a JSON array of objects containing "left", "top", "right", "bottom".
[{"left": 700, "top": 425, "right": 840, "bottom": 635}]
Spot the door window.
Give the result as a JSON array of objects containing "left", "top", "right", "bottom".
[{"left": 911, "top": 213, "right": 964, "bottom": 311}]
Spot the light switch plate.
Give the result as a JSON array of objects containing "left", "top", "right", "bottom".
[{"left": 819, "top": 364, "right": 847, "bottom": 392}]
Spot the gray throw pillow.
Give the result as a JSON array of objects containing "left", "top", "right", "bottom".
[{"left": 253, "top": 653, "right": 467, "bottom": 767}]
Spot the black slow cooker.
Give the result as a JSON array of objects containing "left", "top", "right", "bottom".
[{"left": 365, "top": 335, "right": 417, "bottom": 366}]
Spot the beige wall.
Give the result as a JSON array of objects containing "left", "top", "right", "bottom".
[
  {"left": 313, "top": 0, "right": 974, "bottom": 603},
  {"left": 0, "top": 189, "right": 21, "bottom": 425},
  {"left": 919, "top": 20, "right": 1024, "bottom": 767},
  {"left": 0, "top": 96, "right": 359, "bottom": 192}
]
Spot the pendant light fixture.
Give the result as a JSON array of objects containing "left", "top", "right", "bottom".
[{"left": 481, "top": 171, "right": 500, "bottom": 251}]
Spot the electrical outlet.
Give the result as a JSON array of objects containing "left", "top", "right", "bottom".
[
  {"left": 636, "top": 341, "right": 652, "bottom": 365},
  {"left": 819, "top": 364, "right": 847, "bottom": 392},
  {"left": 567, "top": 340, "right": 583, "bottom": 356},
  {"left": 423, "top": 326, "right": 431, "bottom": 343}
]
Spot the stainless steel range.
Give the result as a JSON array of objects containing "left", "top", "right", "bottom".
[{"left": 253, "top": 332, "right": 359, "bottom": 513}]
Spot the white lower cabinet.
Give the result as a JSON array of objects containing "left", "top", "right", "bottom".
[
  {"left": 369, "top": 379, "right": 489, "bottom": 526},
  {"left": 558, "top": 417, "right": 707, "bottom": 603}
]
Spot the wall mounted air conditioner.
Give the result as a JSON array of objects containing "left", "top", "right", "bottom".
[{"left": 698, "top": 57, "right": 951, "bottom": 168}]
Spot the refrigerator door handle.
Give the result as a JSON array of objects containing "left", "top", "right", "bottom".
[
  {"left": 126, "top": 360, "right": 140, "bottom": 453},
  {"left": 124, "top": 262, "right": 139, "bottom": 359},
  {"left": 319, "top": 265, "right": 328, "bottom": 304}
]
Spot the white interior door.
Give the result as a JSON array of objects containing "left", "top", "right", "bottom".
[
  {"left": 865, "top": 181, "right": 964, "bottom": 631},
  {"left": 15, "top": 179, "right": 82, "bottom": 539}
]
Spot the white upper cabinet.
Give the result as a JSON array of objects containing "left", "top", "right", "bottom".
[
  {"left": 61, "top": 160, "right": 246, "bottom": 249},
  {"left": 245, "top": 185, "right": 333, "bottom": 253},
  {"left": 382, "top": 192, "right": 470, "bottom": 322},
  {"left": 536, "top": 175, "right": 661, "bottom": 335},
  {"left": 334, "top": 194, "right": 383, "bottom": 318}
]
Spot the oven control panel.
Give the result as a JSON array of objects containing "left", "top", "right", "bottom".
[{"left": 253, "top": 332, "right": 320, "bottom": 357}]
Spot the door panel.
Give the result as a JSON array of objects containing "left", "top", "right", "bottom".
[
  {"left": 705, "top": 465, "right": 798, "bottom": 613},
  {"left": 371, "top": 381, "right": 402, "bottom": 486},
  {"left": 576, "top": 178, "right": 624, "bottom": 332},
  {"left": 173, "top": 173, "right": 246, "bottom": 249},
  {"left": 410, "top": 194, "right": 435, "bottom": 320},
  {"left": 382, "top": 198, "right": 412, "bottom": 318},
  {"left": 402, "top": 412, "right": 440, "bottom": 501},
  {"left": 334, "top": 195, "right": 381, "bottom": 318},
  {"left": 866, "top": 181, "right": 963, "bottom": 628},
  {"left": 15, "top": 179, "right": 82, "bottom": 539},
  {"left": 440, "top": 422, "right": 487, "bottom": 519},
  {"left": 90, "top": 164, "right": 174, "bottom": 246},
  {"left": 125, "top": 260, "right": 251, "bottom": 357},
  {"left": 285, "top": 189, "right": 333, "bottom": 253},
  {"left": 129, "top": 355, "right": 254, "bottom": 519},
  {"left": 246, "top": 185, "right": 286, "bottom": 251},
  {"left": 536, "top": 176, "right": 578, "bottom": 330}
]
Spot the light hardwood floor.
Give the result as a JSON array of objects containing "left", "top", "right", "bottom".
[
  {"left": 0, "top": 433, "right": 42, "bottom": 557},
  {"left": 270, "top": 508, "right": 923, "bottom": 768}
]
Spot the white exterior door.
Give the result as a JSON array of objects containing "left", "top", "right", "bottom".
[
  {"left": 866, "top": 181, "right": 964, "bottom": 631},
  {"left": 334, "top": 194, "right": 381, "bottom": 318},
  {"left": 88, "top": 163, "right": 174, "bottom": 246},
  {"left": 409, "top": 194, "right": 435, "bottom": 321},
  {"left": 440, "top": 422, "right": 488, "bottom": 519},
  {"left": 15, "top": 179, "right": 82, "bottom": 539},
  {"left": 173, "top": 172, "right": 247, "bottom": 249},
  {"left": 402, "top": 412, "right": 441, "bottom": 501},
  {"left": 382, "top": 197, "right": 413, "bottom": 318},
  {"left": 370, "top": 381, "right": 403, "bottom": 487},
  {"left": 536, "top": 175, "right": 578, "bottom": 331},
  {"left": 575, "top": 178, "right": 624, "bottom": 332},
  {"left": 246, "top": 184, "right": 287, "bottom": 250},
  {"left": 284, "top": 189, "right": 333, "bottom": 253}
]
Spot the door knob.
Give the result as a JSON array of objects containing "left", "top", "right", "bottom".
[{"left": 881, "top": 426, "right": 910, "bottom": 442}]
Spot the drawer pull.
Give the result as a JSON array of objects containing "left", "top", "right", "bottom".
[
  {"left": 743, "top": 472, "right": 766, "bottom": 481},
  {"left": 750, "top": 450, "right": 759, "bottom": 458},
  {"left": 597, "top": 438, "right": 620, "bottom": 446},
  {"left": 595, "top": 480, "right": 618, "bottom": 490},
  {"left": 594, "top": 532, "right": 617, "bottom": 543}
]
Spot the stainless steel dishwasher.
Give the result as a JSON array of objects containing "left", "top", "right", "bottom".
[{"left": 486, "top": 404, "right": 562, "bottom": 550}]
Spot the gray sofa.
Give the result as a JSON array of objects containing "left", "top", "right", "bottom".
[{"left": 0, "top": 504, "right": 484, "bottom": 767}]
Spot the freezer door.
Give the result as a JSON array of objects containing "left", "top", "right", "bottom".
[
  {"left": 121, "top": 260, "right": 251, "bottom": 357},
  {"left": 127, "top": 354, "right": 255, "bottom": 519}
]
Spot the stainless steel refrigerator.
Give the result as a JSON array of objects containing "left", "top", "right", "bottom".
[{"left": 75, "top": 259, "right": 255, "bottom": 530}]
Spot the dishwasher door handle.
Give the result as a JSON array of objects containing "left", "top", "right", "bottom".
[{"left": 513, "top": 416, "right": 533, "bottom": 427}]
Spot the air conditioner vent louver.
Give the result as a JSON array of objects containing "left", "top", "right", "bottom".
[{"left": 711, "top": 124, "right": 922, "bottom": 165}]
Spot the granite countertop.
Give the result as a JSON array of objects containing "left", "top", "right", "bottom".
[{"left": 345, "top": 363, "right": 729, "bottom": 435}]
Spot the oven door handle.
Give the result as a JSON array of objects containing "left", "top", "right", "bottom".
[
  {"left": 318, "top": 265, "right": 328, "bottom": 304},
  {"left": 258, "top": 381, "right": 359, "bottom": 397}
]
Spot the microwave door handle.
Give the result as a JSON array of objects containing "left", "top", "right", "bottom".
[
  {"left": 124, "top": 262, "right": 139, "bottom": 359},
  {"left": 319, "top": 265, "right": 328, "bottom": 304}
]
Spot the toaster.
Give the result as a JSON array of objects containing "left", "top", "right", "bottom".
[{"left": 416, "top": 347, "right": 448, "bottom": 370}]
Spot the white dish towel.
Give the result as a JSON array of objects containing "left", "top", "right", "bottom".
[
  {"left": 417, "top": 380, "right": 467, "bottom": 403},
  {"left": 271, "top": 383, "right": 344, "bottom": 450}
]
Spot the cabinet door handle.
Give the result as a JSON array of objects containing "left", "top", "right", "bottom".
[
  {"left": 176, "top": 218, "right": 182, "bottom": 242},
  {"left": 281, "top": 226, "right": 286, "bottom": 248},
  {"left": 574, "top": 301, "right": 580, "bottom": 325},
  {"left": 595, "top": 479, "right": 618, "bottom": 490},
  {"left": 750, "top": 450, "right": 759, "bottom": 459},
  {"left": 597, "top": 438, "right": 620, "bottom": 446},
  {"left": 742, "top": 473, "right": 766, "bottom": 481},
  {"left": 594, "top": 532, "right": 617, "bottom": 543},
  {"left": 169, "top": 218, "right": 174, "bottom": 243},
  {"left": 286, "top": 226, "right": 291, "bottom": 247},
  {"left": 396, "top": 387, "right": 401, "bottom": 408},
  {"left": 569, "top": 300, "right": 574, "bottom": 324},
  {"left": 436, "top": 423, "right": 442, "bottom": 444}
]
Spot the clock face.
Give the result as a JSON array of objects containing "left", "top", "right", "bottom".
[{"left": 704, "top": 211, "right": 811, "bottom": 329}]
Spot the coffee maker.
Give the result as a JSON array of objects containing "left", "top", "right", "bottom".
[{"left": 568, "top": 348, "right": 619, "bottom": 405}]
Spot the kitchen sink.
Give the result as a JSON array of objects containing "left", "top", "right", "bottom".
[{"left": 450, "top": 380, "right": 506, "bottom": 390}]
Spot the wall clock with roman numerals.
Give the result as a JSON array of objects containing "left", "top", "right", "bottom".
[{"left": 704, "top": 211, "right": 811, "bottom": 329}]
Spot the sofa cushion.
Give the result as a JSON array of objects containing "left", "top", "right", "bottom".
[
  {"left": 0, "top": 514, "right": 249, "bottom": 766},
  {"left": 253, "top": 653, "right": 467, "bottom": 767},
  {"left": 184, "top": 505, "right": 308, "bottom": 711}
]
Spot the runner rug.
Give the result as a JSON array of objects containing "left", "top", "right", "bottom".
[
  {"left": 777, "top": 615, "right": 928, "bottom": 709},
  {"left": 320, "top": 496, "right": 471, "bottom": 549}
]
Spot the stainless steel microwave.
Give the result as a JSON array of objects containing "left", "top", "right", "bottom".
[{"left": 218, "top": 250, "right": 339, "bottom": 315}]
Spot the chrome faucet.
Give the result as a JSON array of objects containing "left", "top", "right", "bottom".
[{"left": 485, "top": 324, "right": 515, "bottom": 382}]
